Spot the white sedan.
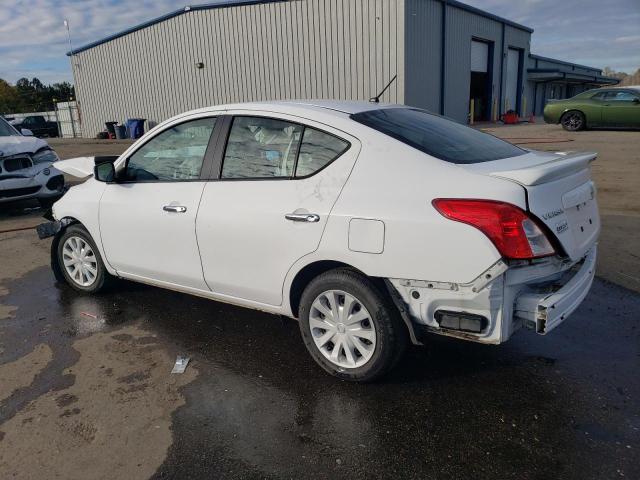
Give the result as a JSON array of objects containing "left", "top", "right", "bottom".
[{"left": 40, "top": 101, "right": 599, "bottom": 381}]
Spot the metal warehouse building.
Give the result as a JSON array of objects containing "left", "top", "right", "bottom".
[{"left": 69, "top": 0, "right": 617, "bottom": 137}]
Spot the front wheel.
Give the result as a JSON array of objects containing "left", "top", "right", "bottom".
[
  {"left": 298, "top": 268, "right": 407, "bottom": 382},
  {"left": 561, "top": 110, "right": 586, "bottom": 131},
  {"left": 56, "top": 224, "right": 113, "bottom": 293}
]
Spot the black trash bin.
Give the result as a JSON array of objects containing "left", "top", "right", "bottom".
[
  {"left": 105, "top": 121, "right": 118, "bottom": 139},
  {"left": 114, "top": 125, "right": 127, "bottom": 139}
]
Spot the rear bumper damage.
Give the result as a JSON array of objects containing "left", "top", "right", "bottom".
[
  {"left": 514, "top": 247, "right": 596, "bottom": 334},
  {"left": 387, "top": 246, "right": 597, "bottom": 345}
]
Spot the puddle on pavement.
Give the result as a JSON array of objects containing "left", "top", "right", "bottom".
[{"left": 0, "top": 267, "right": 638, "bottom": 479}]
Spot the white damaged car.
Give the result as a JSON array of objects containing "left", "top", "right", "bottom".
[
  {"left": 0, "top": 117, "right": 64, "bottom": 207},
  {"left": 39, "top": 101, "right": 599, "bottom": 381}
]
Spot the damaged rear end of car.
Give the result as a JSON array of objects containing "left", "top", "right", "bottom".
[{"left": 390, "top": 149, "right": 599, "bottom": 345}]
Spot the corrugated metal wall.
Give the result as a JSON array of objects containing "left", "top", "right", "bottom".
[
  {"left": 404, "top": 0, "right": 442, "bottom": 114},
  {"left": 404, "top": 0, "right": 531, "bottom": 123},
  {"left": 72, "top": 0, "right": 405, "bottom": 137}
]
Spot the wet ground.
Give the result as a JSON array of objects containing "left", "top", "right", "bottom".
[
  {"left": 1, "top": 126, "right": 639, "bottom": 478},
  {"left": 1, "top": 260, "right": 638, "bottom": 479}
]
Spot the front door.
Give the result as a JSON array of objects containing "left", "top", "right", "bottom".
[
  {"left": 99, "top": 116, "right": 217, "bottom": 289},
  {"left": 196, "top": 114, "right": 359, "bottom": 306},
  {"left": 602, "top": 90, "right": 640, "bottom": 127}
]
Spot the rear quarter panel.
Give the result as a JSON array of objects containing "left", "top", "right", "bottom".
[{"left": 293, "top": 129, "right": 528, "bottom": 285}]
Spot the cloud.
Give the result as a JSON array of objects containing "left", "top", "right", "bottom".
[
  {"left": 0, "top": 0, "right": 180, "bottom": 84},
  {"left": 462, "top": 0, "right": 640, "bottom": 73},
  {"left": 1, "top": 0, "right": 639, "bottom": 84}
]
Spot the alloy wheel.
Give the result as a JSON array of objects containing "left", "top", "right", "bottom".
[
  {"left": 309, "top": 289, "right": 377, "bottom": 369},
  {"left": 562, "top": 112, "right": 583, "bottom": 130},
  {"left": 62, "top": 236, "right": 98, "bottom": 287}
]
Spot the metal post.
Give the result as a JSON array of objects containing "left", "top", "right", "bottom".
[
  {"left": 469, "top": 99, "right": 475, "bottom": 125},
  {"left": 53, "top": 100, "right": 62, "bottom": 138},
  {"left": 68, "top": 102, "right": 77, "bottom": 138}
]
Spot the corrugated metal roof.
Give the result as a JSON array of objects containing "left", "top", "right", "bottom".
[
  {"left": 67, "top": 0, "right": 534, "bottom": 55},
  {"left": 529, "top": 54, "right": 602, "bottom": 74}
]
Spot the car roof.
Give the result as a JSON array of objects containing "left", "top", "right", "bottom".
[
  {"left": 609, "top": 85, "right": 640, "bottom": 92},
  {"left": 186, "top": 99, "right": 402, "bottom": 117}
]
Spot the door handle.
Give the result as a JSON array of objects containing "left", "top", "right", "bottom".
[
  {"left": 285, "top": 213, "right": 320, "bottom": 223},
  {"left": 163, "top": 205, "right": 187, "bottom": 213}
]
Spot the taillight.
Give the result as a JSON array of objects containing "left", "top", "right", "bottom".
[{"left": 432, "top": 199, "right": 555, "bottom": 260}]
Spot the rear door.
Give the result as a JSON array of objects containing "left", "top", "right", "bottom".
[
  {"left": 602, "top": 90, "right": 640, "bottom": 127},
  {"left": 99, "top": 116, "right": 218, "bottom": 289},
  {"left": 196, "top": 114, "right": 359, "bottom": 306}
]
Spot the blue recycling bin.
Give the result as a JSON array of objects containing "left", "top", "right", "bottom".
[{"left": 125, "top": 118, "right": 146, "bottom": 139}]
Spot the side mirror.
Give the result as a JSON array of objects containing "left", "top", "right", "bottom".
[
  {"left": 21, "top": 128, "right": 33, "bottom": 136},
  {"left": 94, "top": 162, "right": 116, "bottom": 182}
]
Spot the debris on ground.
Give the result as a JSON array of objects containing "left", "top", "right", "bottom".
[{"left": 171, "top": 355, "right": 190, "bottom": 374}]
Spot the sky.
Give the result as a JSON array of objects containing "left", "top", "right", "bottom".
[{"left": 0, "top": 0, "right": 638, "bottom": 85}]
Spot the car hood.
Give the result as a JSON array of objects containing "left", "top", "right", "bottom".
[{"left": 0, "top": 135, "right": 48, "bottom": 156}]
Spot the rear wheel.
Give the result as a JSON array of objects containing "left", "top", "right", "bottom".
[
  {"left": 561, "top": 110, "right": 586, "bottom": 131},
  {"left": 298, "top": 268, "right": 407, "bottom": 382},
  {"left": 56, "top": 225, "right": 113, "bottom": 293}
]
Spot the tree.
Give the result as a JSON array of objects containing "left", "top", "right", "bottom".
[
  {"left": 0, "top": 79, "right": 21, "bottom": 114},
  {"left": 0, "top": 77, "right": 75, "bottom": 114}
]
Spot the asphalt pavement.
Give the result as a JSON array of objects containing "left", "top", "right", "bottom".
[{"left": 0, "top": 262, "right": 638, "bottom": 479}]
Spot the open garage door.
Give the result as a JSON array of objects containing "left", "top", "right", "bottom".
[
  {"left": 469, "top": 40, "right": 492, "bottom": 122},
  {"left": 505, "top": 48, "right": 522, "bottom": 114}
]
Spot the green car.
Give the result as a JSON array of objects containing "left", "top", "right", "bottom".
[{"left": 544, "top": 86, "right": 640, "bottom": 131}]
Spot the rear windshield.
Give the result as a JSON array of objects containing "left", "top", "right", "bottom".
[{"left": 351, "top": 108, "right": 525, "bottom": 164}]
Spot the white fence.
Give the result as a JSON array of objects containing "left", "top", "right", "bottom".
[
  {"left": 55, "top": 101, "right": 81, "bottom": 138},
  {"left": 4, "top": 101, "right": 82, "bottom": 138}
]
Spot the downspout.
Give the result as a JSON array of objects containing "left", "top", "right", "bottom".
[
  {"left": 439, "top": 2, "right": 447, "bottom": 115},
  {"left": 498, "top": 22, "right": 505, "bottom": 116}
]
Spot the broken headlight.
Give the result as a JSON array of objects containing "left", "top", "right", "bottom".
[{"left": 32, "top": 148, "right": 59, "bottom": 165}]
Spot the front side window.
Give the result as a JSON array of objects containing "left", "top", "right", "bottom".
[
  {"left": 351, "top": 108, "right": 525, "bottom": 164},
  {"left": 591, "top": 91, "right": 608, "bottom": 100},
  {"left": 125, "top": 117, "right": 216, "bottom": 181}
]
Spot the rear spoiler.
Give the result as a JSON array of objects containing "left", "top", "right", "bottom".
[
  {"left": 488, "top": 152, "right": 597, "bottom": 186},
  {"left": 54, "top": 156, "right": 119, "bottom": 178}
]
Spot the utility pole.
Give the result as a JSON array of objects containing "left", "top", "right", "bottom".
[{"left": 64, "top": 19, "right": 74, "bottom": 55}]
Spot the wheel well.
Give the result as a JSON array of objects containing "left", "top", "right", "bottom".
[
  {"left": 289, "top": 261, "right": 364, "bottom": 318},
  {"left": 50, "top": 217, "right": 80, "bottom": 283}
]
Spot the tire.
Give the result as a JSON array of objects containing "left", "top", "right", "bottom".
[
  {"left": 561, "top": 110, "right": 586, "bottom": 131},
  {"left": 298, "top": 268, "right": 407, "bottom": 382},
  {"left": 55, "top": 224, "right": 113, "bottom": 293}
]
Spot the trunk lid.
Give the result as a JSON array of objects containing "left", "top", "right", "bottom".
[{"left": 463, "top": 151, "right": 600, "bottom": 261}]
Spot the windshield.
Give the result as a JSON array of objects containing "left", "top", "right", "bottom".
[
  {"left": 350, "top": 108, "right": 526, "bottom": 164},
  {"left": 0, "top": 117, "right": 19, "bottom": 137}
]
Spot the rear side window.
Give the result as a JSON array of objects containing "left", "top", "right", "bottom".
[
  {"left": 351, "top": 108, "right": 525, "bottom": 164},
  {"left": 296, "top": 128, "right": 349, "bottom": 177}
]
